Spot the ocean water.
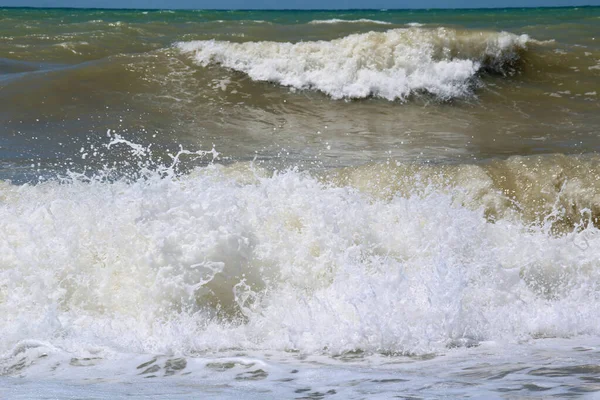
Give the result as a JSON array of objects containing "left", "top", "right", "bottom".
[{"left": 1, "top": 6, "right": 600, "bottom": 399}]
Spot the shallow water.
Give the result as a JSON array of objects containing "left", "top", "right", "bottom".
[{"left": 2, "top": 339, "right": 600, "bottom": 398}]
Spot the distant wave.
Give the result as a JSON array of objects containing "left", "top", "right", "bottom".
[{"left": 308, "top": 18, "right": 392, "bottom": 25}]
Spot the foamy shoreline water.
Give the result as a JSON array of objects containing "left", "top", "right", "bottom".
[
  {"left": 3, "top": 338, "right": 600, "bottom": 398},
  {"left": 2, "top": 150, "right": 599, "bottom": 355}
]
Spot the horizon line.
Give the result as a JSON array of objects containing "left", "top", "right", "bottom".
[{"left": 1, "top": 4, "right": 599, "bottom": 11}]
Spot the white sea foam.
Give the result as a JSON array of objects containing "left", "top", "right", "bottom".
[
  {"left": 2, "top": 142, "right": 600, "bottom": 400},
  {"left": 1, "top": 142, "right": 599, "bottom": 370},
  {"left": 177, "top": 28, "right": 530, "bottom": 100},
  {"left": 53, "top": 41, "right": 89, "bottom": 55},
  {"left": 308, "top": 18, "right": 392, "bottom": 25}
]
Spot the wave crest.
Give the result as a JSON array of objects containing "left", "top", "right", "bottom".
[{"left": 177, "top": 28, "right": 530, "bottom": 101}]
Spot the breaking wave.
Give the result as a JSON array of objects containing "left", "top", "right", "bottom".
[
  {"left": 1, "top": 138, "right": 599, "bottom": 361},
  {"left": 177, "top": 28, "right": 531, "bottom": 101}
]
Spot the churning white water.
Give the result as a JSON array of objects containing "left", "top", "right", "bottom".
[{"left": 1, "top": 137, "right": 600, "bottom": 398}]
